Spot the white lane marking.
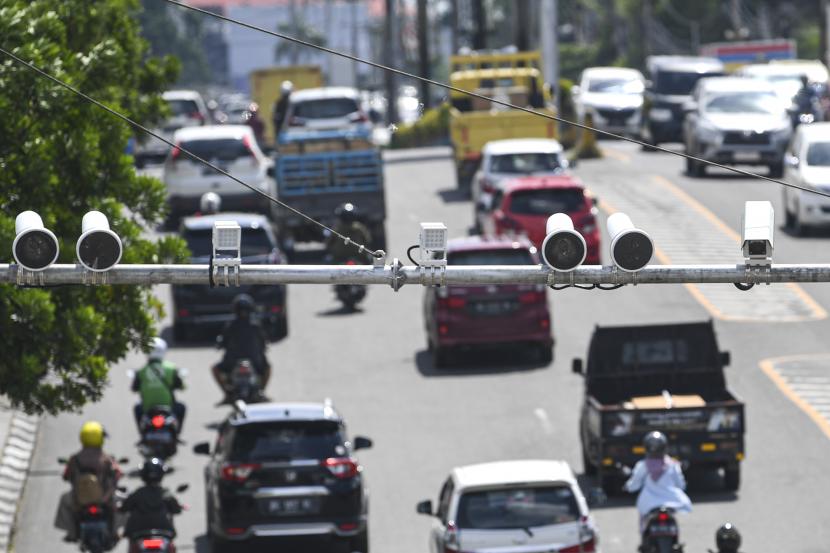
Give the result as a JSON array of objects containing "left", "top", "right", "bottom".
[{"left": 534, "top": 408, "right": 554, "bottom": 435}]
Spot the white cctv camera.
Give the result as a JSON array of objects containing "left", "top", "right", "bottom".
[
  {"left": 419, "top": 222, "right": 448, "bottom": 267},
  {"left": 76, "top": 211, "right": 123, "bottom": 272},
  {"left": 607, "top": 213, "right": 653, "bottom": 272},
  {"left": 12, "top": 211, "right": 60, "bottom": 271},
  {"left": 742, "top": 201, "right": 774, "bottom": 266},
  {"left": 212, "top": 221, "right": 242, "bottom": 268},
  {"left": 541, "top": 213, "right": 586, "bottom": 272}
]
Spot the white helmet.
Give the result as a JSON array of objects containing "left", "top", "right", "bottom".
[
  {"left": 148, "top": 337, "right": 167, "bottom": 361},
  {"left": 280, "top": 80, "right": 294, "bottom": 94},
  {"left": 199, "top": 192, "right": 221, "bottom": 215}
]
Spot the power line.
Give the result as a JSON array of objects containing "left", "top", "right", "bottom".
[
  {"left": 0, "top": 46, "right": 383, "bottom": 260},
  {"left": 162, "top": 0, "right": 830, "bottom": 201}
]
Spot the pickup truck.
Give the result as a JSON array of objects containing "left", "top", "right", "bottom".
[
  {"left": 448, "top": 51, "right": 558, "bottom": 189},
  {"left": 572, "top": 321, "right": 745, "bottom": 494},
  {"left": 271, "top": 129, "right": 386, "bottom": 254}
]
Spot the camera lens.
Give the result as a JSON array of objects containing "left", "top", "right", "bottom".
[
  {"left": 14, "top": 230, "right": 59, "bottom": 270},
  {"left": 747, "top": 240, "right": 767, "bottom": 257},
  {"left": 543, "top": 232, "right": 586, "bottom": 271}
]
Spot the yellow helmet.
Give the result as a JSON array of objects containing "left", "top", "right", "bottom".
[{"left": 79, "top": 421, "right": 105, "bottom": 448}]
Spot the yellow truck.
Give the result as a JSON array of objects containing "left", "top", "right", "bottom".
[
  {"left": 448, "top": 51, "right": 558, "bottom": 189},
  {"left": 250, "top": 65, "right": 323, "bottom": 147}
]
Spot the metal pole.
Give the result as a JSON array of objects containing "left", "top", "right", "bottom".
[
  {"left": 472, "top": 0, "right": 486, "bottom": 50},
  {"left": 540, "top": 0, "right": 559, "bottom": 106},
  {"left": 351, "top": 0, "right": 359, "bottom": 87},
  {"left": 417, "top": 0, "right": 432, "bottom": 107},
  {"left": 384, "top": 0, "right": 399, "bottom": 125},
  {"left": 5, "top": 264, "right": 830, "bottom": 287},
  {"left": 825, "top": 0, "right": 830, "bottom": 69},
  {"left": 515, "top": 0, "right": 530, "bottom": 51},
  {"left": 450, "top": 0, "right": 460, "bottom": 53}
]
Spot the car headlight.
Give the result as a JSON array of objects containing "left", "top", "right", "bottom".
[
  {"left": 696, "top": 119, "right": 722, "bottom": 144},
  {"left": 650, "top": 107, "right": 673, "bottom": 122}
]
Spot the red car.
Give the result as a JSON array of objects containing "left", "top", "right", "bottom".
[
  {"left": 423, "top": 236, "right": 554, "bottom": 367},
  {"left": 479, "top": 175, "right": 600, "bottom": 265}
]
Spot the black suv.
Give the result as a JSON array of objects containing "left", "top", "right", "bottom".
[
  {"left": 194, "top": 402, "right": 373, "bottom": 553},
  {"left": 172, "top": 213, "right": 288, "bottom": 342}
]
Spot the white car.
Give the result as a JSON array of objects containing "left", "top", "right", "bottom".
[
  {"left": 280, "top": 87, "right": 371, "bottom": 141},
  {"left": 574, "top": 67, "right": 646, "bottom": 136},
  {"left": 417, "top": 460, "right": 598, "bottom": 553},
  {"left": 783, "top": 122, "right": 830, "bottom": 234},
  {"left": 736, "top": 63, "right": 817, "bottom": 106},
  {"left": 472, "top": 138, "right": 569, "bottom": 216},
  {"left": 162, "top": 125, "right": 273, "bottom": 218}
]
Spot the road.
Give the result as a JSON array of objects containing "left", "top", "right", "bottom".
[{"left": 14, "top": 142, "right": 830, "bottom": 553}]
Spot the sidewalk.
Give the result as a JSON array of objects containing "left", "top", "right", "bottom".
[{"left": 0, "top": 401, "right": 39, "bottom": 552}]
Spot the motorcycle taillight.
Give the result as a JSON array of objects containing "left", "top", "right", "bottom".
[{"left": 141, "top": 537, "right": 165, "bottom": 550}]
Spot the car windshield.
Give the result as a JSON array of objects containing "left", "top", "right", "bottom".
[
  {"left": 184, "top": 227, "right": 274, "bottom": 258},
  {"left": 587, "top": 78, "right": 643, "bottom": 94},
  {"left": 655, "top": 71, "right": 721, "bottom": 95},
  {"left": 449, "top": 249, "right": 534, "bottom": 265},
  {"left": 509, "top": 188, "right": 585, "bottom": 216},
  {"left": 457, "top": 486, "right": 580, "bottom": 530},
  {"left": 806, "top": 142, "right": 830, "bottom": 166},
  {"left": 178, "top": 138, "right": 252, "bottom": 161},
  {"left": 703, "top": 92, "right": 781, "bottom": 115},
  {"left": 167, "top": 99, "right": 200, "bottom": 117},
  {"left": 293, "top": 98, "right": 360, "bottom": 119},
  {"left": 490, "top": 153, "right": 562, "bottom": 174},
  {"left": 230, "top": 421, "right": 344, "bottom": 462}
]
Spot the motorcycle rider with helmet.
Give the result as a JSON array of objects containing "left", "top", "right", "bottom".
[
  {"left": 273, "top": 80, "right": 294, "bottom": 137},
  {"left": 326, "top": 203, "right": 372, "bottom": 263},
  {"left": 623, "top": 431, "right": 692, "bottom": 533},
  {"left": 198, "top": 192, "right": 222, "bottom": 216},
  {"left": 54, "top": 421, "right": 123, "bottom": 542},
  {"left": 709, "top": 523, "right": 742, "bottom": 553},
  {"left": 212, "top": 294, "right": 271, "bottom": 398},
  {"left": 120, "top": 458, "right": 183, "bottom": 542},
  {"left": 131, "top": 337, "right": 186, "bottom": 433}
]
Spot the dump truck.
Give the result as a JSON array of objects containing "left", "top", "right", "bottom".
[
  {"left": 573, "top": 321, "right": 745, "bottom": 494},
  {"left": 448, "top": 50, "right": 558, "bottom": 190},
  {"left": 250, "top": 65, "right": 323, "bottom": 148}
]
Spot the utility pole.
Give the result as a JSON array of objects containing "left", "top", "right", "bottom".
[
  {"left": 515, "top": 0, "right": 531, "bottom": 51},
  {"left": 540, "top": 0, "right": 558, "bottom": 106},
  {"left": 417, "top": 0, "right": 432, "bottom": 107},
  {"left": 450, "top": 0, "right": 460, "bottom": 53},
  {"left": 351, "top": 0, "right": 359, "bottom": 87},
  {"left": 384, "top": 0, "right": 399, "bottom": 125},
  {"left": 471, "top": 0, "right": 487, "bottom": 50},
  {"left": 824, "top": 0, "right": 830, "bottom": 69}
]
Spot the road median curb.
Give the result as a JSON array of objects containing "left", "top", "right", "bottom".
[{"left": 0, "top": 403, "right": 39, "bottom": 552}]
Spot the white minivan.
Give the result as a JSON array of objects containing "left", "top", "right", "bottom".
[
  {"left": 783, "top": 121, "right": 830, "bottom": 235},
  {"left": 417, "top": 460, "right": 598, "bottom": 553}
]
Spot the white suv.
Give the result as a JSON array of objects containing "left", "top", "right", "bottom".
[
  {"left": 783, "top": 121, "right": 830, "bottom": 235},
  {"left": 162, "top": 125, "right": 273, "bottom": 218},
  {"left": 280, "top": 87, "right": 371, "bottom": 142},
  {"left": 417, "top": 460, "right": 598, "bottom": 553}
]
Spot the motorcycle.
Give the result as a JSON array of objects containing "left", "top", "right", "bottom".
[
  {"left": 639, "top": 506, "right": 683, "bottom": 553},
  {"left": 57, "top": 456, "right": 129, "bottom": 553},
  {"left": 123, "top": 483, "right": 189, "bottom": 553},
  {"left": 138, "top": 407, "right": 179, "bottom": 460},
  {"left": 334, "top": 259, "right": 367, "bottom": 310},
  {"left": 228, "top": 359, "right": 265, "bottom": 403}
]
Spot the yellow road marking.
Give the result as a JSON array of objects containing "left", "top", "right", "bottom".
[
  {"left": 601, "top": 147, "right": 631, "bottom": 164},
  {"left": 760, "top": 355, "right": 830, "bottom": 441}
]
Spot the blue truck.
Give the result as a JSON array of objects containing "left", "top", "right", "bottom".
[{"left": 271, "top": 130, "right": 386, "bottom": 254}]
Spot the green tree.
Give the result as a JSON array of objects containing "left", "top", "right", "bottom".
[{"left": 0, "top": 0, "right": 188, "bottom": 414}]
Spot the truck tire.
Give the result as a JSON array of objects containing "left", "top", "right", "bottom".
[
  {"left": 601, "top": 473, "right": 620, "bottom": 496},
  {"left": 724, "top": 465, "right": 740, "bottom": 491}
]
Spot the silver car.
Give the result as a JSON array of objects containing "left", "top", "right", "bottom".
[{"left": 683, "top": 77, "right": 791, "bottom": 178}]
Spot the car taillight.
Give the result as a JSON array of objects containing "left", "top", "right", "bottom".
[
  {"left": 170, "top": 144, "right": 181, "bottom": 163},
  {"left": 151, "top": 415, "right": 166, "bottom": 429},
  {"left": 221, "top": 463, "right": 260, "bottom": 482},
  {"left": 518, "top": 291, "right": 545, "bottom": 304},
  {"left": 443, "top": 522, "right": 461, "bottom": 552},
  {"left": 141, "top": 538, "right": 164, "bottom": 550},
  {"left": 345, "top": 259, "right": 357, "bottom": 266},
  {"left": 560, "top": 538, "right": 596, "bottom": 553},
  {"left": 323, "top": 457, "right": 359, "bottom": 479},
  {"left": 480, "top": 177, "right": 495, "bottom": 193},
  {"left": 438, "top": 297, "right": 466, "bottom": 309},
  {"left": 288, "top": 116, "right": 306, "bottom": 127}
]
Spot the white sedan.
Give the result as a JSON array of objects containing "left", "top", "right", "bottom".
[{"left": 783, "top": 122, "right": 830, "bottom": 235}]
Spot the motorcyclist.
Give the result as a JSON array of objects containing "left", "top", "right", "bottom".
[
  {"left": 326, "top": 203, "right": 372, "bottom": 263},
  {"left": 273, "top": 80, "right": 294, "bottom": 137},
  {"left": 709, "top": 523, "right": 742, "bottom": 553},
  {"left": 131, "top": 337, "right": 186, "bottom": 433},
  {"left": 623, "top": 431, "right": 692, "bottom": 533},
  {"left": 245, "top": 102, "right": 266, "bottom": 146},
  {"left": 793, "top": 74, "right": 819, "bottom": 121},
  {"left": 54, "top": 421, "right": 123, "bottom": 542},
  {"left": 199, "top": 192, "right": 222, "bottom": 215},
  {"left": 212, "top": 294, "right": 271, "bottom": 399},
  {"left": 121, "top": 458, "right": 183, "bottom": 541}
]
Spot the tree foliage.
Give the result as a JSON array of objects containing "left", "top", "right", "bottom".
[{"left": 0, "top": 0, "right": 188, "bottom": 414}]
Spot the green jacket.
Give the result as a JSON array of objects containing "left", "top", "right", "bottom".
[{"left": 133, "top": 361, "right": 183, "bottom": 410}]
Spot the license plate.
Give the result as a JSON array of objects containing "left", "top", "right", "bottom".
[
  {"left": 262, "top": 497, "right": 320, "bottom": 515},
  {"left": 649, "top": 524, "right": 678, "bottom": 536},
  {"left": 470, "top": 301, "right": 515, "bottom": 315},
  {"left": 733, "top": 151, "right": 760, "bottom": 162},
  {"left": 144, "top": 430, "right": 173, "bottom": 443}
]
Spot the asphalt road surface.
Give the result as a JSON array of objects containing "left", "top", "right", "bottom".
[{"left": 14, "top": 143, "right": 830, "bottom": 553}]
